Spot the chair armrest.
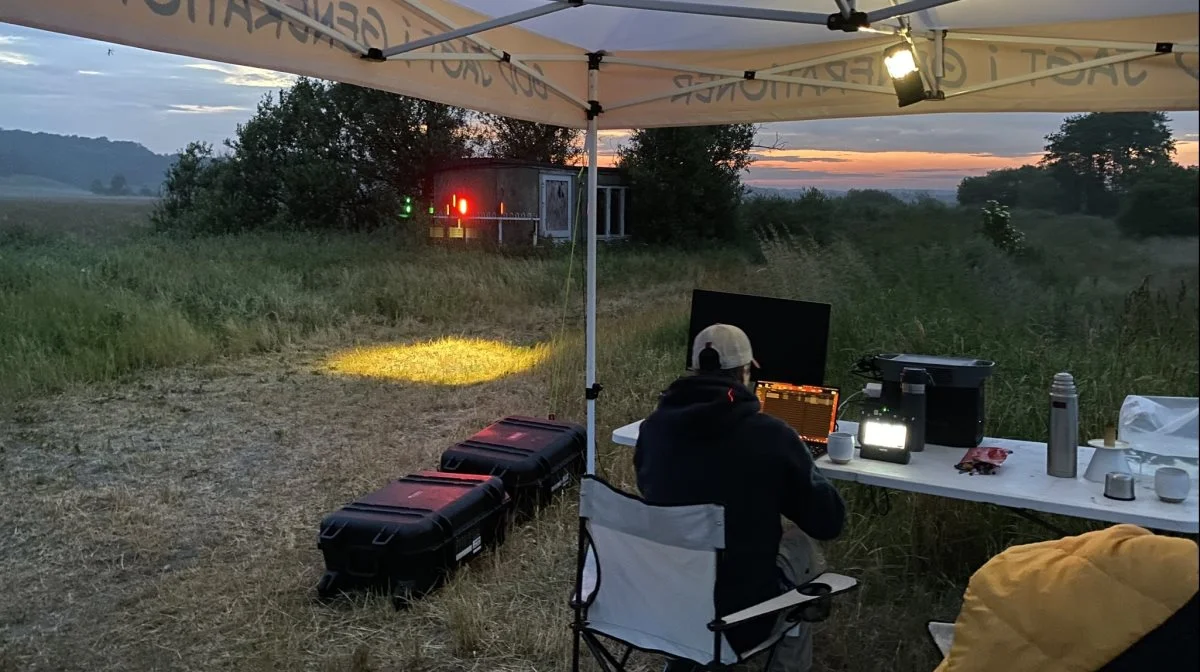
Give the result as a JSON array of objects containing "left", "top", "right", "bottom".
[
  {"left": 712, "top": 572, "right": 858, "bottom": 629},
  {"left": 927, "top": 621, "right": 955, "bottom": 658}
]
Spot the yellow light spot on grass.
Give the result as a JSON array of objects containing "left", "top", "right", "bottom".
[{"left": 325, "top": 338, "right": 550, "bottom": 386}]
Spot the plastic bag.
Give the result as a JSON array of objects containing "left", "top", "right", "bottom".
[
  {"left": 955, "top": 446, "right": 1013, "bottom": 475},
  {"left": 1119, "top": 396, "right": 1198, "bottom": 475}
]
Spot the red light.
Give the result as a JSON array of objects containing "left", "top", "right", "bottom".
[{"left": 458, "top": 198, "right": 469, "bottom": 216}]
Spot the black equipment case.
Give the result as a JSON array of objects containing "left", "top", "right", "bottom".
[
  {"left": 439, "top": 416, "right": 586, "bottom": 513},
  {"left": 316, "top": 470, "right": 510, "bottom": 605}
]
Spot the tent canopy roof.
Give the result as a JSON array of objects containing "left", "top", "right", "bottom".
[
  {"left": 3, "top": 1, "right": 1197, "bottom": 129},
  {"left": 454, "top": 0, "right": 1194, "bottom": 52}
]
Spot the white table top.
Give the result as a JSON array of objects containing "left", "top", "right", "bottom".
[{"left": 611, "top": 419, "right": 1198, "bottom": 534}]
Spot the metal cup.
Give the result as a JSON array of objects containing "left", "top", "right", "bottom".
[{"left": 1103, "top": 472, "right": 1136, "bottom": 501}]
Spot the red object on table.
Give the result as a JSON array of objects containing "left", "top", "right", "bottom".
[{"left": 956, "top": 446, "right": 1014, "bottom": 475}]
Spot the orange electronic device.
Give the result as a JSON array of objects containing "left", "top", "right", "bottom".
[{"left": 754, "top": 382, "right": 840, "bottom": 458}]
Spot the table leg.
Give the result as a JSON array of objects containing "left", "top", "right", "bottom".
[{"left": 1007, "top": 508, "right": 1071, "bottom": 538}]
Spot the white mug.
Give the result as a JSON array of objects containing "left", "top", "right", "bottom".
[
  {"left": 827, "top": 432, "right": 855, "bottom": 464},
  {"left": 1154, "top": 467, "right": 1191, "bottom": 503}
]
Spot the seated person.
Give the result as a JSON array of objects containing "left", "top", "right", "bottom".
[
  {"left": 935, "top": 523, "right": 1199, "bottom": 672},
  {"left": 635, "top": 323, "right": 846, "bottom": 672}
]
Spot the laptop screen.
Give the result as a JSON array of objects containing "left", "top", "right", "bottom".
[
  {"left": 687, "top": 289, "right": 831, "bottom": 387},
  {"left": 756, "top": 382, "right": 840, "bottom": 446}
]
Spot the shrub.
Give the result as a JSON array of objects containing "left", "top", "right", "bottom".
[
  {"left": 980, "top": 200, "right": 1027, "bottom": 255},
  {"left": 1116, "top": 164, "right": 1200, "bottom": 239}
]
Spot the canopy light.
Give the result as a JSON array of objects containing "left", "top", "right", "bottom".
[
  {"left": 883, "top": 42, "right": 928, "bottom": 108},
  {"left": 457, "top": 198, "right": 469, "bottom": 216}
]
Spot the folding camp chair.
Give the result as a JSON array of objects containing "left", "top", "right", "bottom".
[
  {"left": 927, "top": 621, "right": 955, "bottom": 665},
  {"left": 569, "top": 476, "right": 858, "bottom": 671}
]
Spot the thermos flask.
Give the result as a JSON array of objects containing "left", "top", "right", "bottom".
[
  {"left": 1047, "top": 372, "right": 1079, "bottom": 478},
  {"left": 901, "top": 367, "right": 927, "bottom": 452}
]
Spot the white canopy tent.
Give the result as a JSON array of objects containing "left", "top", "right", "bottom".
[{"left": 3, "top": 1, "right": 1197, "bottom": 473}]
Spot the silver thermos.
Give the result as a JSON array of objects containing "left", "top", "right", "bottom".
[
  {"left": 901, "top": 367, "right": 927, "bottom": 452},
  {"left": 1047, "top": 372, "right": 1079, "bottom": 478}
]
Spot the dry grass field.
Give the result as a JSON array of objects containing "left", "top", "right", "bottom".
[{"left": 1, "top": 199, "right": 1197, "bottom": 671}]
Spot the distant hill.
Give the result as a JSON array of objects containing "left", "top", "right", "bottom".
[
  {"left": 746, "top": 185, "right": 958, "bottom": 204},
  {"left": 0, "top": 129, "right": 177, "bottom": 194},
  {"left": 0, "top": 174, "right": 90, "bottom": 198}
]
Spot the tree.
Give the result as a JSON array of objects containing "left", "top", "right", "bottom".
[
  {"left": 1041, "top": 112, "right": 1175, "bottom": 215},
  {"left": 957, "top": 165, "right": 1065, "bottom": 211},
  {"left": 617, "top": 125, "right": 756, "bottom": 246},
  {"left": 1116, "top": 164, "right": 1199, "bottom": 238},
  {"left": 153, "top": 78, "right": 474, "bottom": 234},
  {"left": 89, "top": 179, "right": 105, "bottom": 195},
  {"left": 478, "top": 114, "right": 581, "bottom": 164},
  {"left": 108, "top": 174, "right": 130, "bottom": 196}
]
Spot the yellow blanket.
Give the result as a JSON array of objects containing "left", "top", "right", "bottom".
[{"left": 936, "top": 524, "right": 1198, "bottom": 672}]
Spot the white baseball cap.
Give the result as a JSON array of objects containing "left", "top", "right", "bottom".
[{"left": 691, "top": 323, "right": 758, "bottom": 371}]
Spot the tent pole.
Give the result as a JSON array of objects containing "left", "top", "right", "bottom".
[
  {"left": 584, "top": 60, "right": 601, "bottom": 475},
  {"left": 258, "top": 0, "right": 370, "bottom": 55},
  {"left": 933, "top": 29, "right": 945, "bottom": 95},
  {"left": 382, "top": 3, "right": 574, "bottom": 57},
  {"left": 944, "top": 50, "right": 1162, "bottom": 99},
  {"left": 941, "top": 32, "right": 1199, "bottom": 53},
  {"left": 603, "top": 42, "right": 888, "bottom": 79},
  {"left": 867, "top": 0, "right": 963, "bottom": 24},
  {"left": 558, "top": 0, "right": 829, "bottom": 25},
  {"left": 400, "top": 0, "right": 590, "bottom": 110}
]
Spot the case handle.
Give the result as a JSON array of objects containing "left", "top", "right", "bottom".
[
  {"left": 372, "top": 530, "right": 396, "bottom": 546},
  {"left": 319, "top": 522, "right": 346, "bottom": 541}
]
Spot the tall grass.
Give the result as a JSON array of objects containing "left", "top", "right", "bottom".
[
  {"left": 0, "top": 202, "right": 746, "bottom": 403},
  {"left": 1, "top": 196, "right": 1197, "bottom": 671}
]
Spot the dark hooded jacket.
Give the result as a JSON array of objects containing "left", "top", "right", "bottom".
[{"left": 634, "top": 373, "right": 846, "bottom": 653}]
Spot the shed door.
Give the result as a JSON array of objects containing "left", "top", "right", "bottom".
[{"left": 540, "top": 174, "right": 573, "bottom": 239}]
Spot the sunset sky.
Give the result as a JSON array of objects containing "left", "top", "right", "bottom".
[{"left": 2, "top": 25, "right": 1197, "bottom": 192}]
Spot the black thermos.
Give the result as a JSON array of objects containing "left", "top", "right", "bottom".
[{"left": 901, "top": 367, "right": 927, "bottom": 452}]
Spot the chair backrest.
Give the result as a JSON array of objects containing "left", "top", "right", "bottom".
[{"left": 576, "top": 476, "right": 738, "bottom": 664}]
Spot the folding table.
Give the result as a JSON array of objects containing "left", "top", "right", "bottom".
[{"left": 611, "top": 419, "right": 1199, "bottom": 535}]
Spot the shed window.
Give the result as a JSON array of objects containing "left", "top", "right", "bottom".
[{"left": 597, "top": 186, "right": 629, "bottom": 238}]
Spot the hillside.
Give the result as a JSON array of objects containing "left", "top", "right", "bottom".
[
  {"left": 0, "top": 174, "right": 90, "bottom": 199},
  {"left": 746, "top": 185, "right": 958, "bottom": 203},
  {"left": 0, "top": 129, "right": 176, "bottom": 193}
]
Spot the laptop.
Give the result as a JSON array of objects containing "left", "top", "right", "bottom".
[
  {"left": 754, "top": 382, "right": 840, "bottom": 457},
  {"left": 687, "top": 290, "right": 838, "bottom": 457}
]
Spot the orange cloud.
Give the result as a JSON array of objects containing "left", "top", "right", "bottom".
[
  {"left": 566, "top": 134, "right": 1198, "bottom": 189},
  {"left": 1177, "top": 140, "right": 1199, "bottom": 167},
  {"left": 753, "top": 148, "right": 1036, "bottom": 175}
]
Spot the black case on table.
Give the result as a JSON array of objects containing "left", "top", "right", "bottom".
[
  {"left": 439, "top": 416, "right": 585, "bottom": 513},
  {"left": 316, "top": 470, "right": 510, "bottom": 606}
]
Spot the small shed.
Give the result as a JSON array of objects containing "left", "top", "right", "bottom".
[{"left": 429, "top": 158, "right": 630, "bottom": 244}]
